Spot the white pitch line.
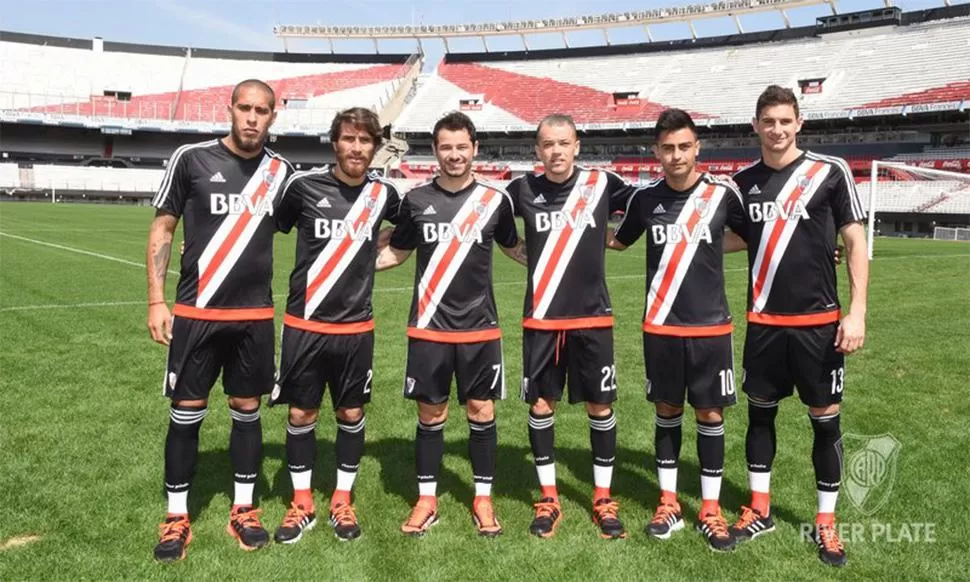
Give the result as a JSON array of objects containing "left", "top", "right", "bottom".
[
  {"left": 0, "top": 232, "right": 178, "bottom": 275},
  {"left": 2, "top": 253, "right": 967, "bottom": 313},
  {"left": 0, "top": 300, "right": 145, "bottom": 313}
]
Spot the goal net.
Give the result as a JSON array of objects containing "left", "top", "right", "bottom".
[
  {"left": 933, "top": 226, "right": 970, "bottom": 241},
  {"left": 866, "top": 161, "right": 970, "bottom": 258}
]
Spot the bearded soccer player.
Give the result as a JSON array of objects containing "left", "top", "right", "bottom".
[
  {"left": 376, "top": 111, "right": 526, "bottom": 537},
  {"left": 504, "top": 114, "right": 636, "bottom": 539},
  {"left": 608, "top": 109, "right": 747, "bottom": 551},
  {"left": 728, "top": 85, "right": 868, "bottom": 567},
  {"left": 268, "top": 107, "right": 402, "bottom": 543},
  {"left": 146, "top": 80, "right": 292, "bottom": 562}
]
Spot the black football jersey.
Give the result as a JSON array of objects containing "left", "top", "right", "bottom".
[
  {"left": 274, "top": 168, "right": 402, "bottom": 330},
  {"left": 733, "top": 151, "right": 866, "bottom": 326},
  {"left": 389, "top": 178, "right": 519, "bottom": 342},
  {"left": 152, "top": 139, "right": 291, "bottom": 320},
  {"left": 614, "top": 174, "right": 745, "bottom": 336},
  {"left": 506, "top": 167, "right": 635, "bottom": 329}
]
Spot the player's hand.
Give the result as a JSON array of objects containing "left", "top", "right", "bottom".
[
  {"left": 377, "top": 227, "right": 394, "bottom": 251},
  {"left": 148, "top": 302, "right": 173, "bottom": 346},
  {"left": 834, "top": 245, "right": 843, "bottom": 265},
  {"left": 834, "top": 312, "right": 864, "bottom": 354}
]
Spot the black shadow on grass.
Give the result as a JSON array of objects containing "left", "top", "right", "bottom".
[
  {"left": 182, "top": 438, "right": 799, "bottom": 530},
  {"left": 556, "top": 444, "right": 804, "bottom": 527},
  {"left": 187, "top": 444, "right": 282, "bottom": 519}
]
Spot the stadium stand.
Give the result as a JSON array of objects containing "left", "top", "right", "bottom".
[
  {"left": 394, "top": 15, "right": 970, "bottom": 131},
  {"left": 0, "top": 164, "right": 164, "bottom": 194},
  {"left": 857, "top": 180, "right": 970, "bottom": 213},
  {"left": 0, "top": 31, "right": 420, "bottom": 131}
]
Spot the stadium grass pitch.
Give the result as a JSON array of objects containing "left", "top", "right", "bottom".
[{"left": 1, "top": 202, "right": 968, "bottom": 580}]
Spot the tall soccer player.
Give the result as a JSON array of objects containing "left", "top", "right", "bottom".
[
  {"left": 146, "top": 80, "right": 292, "bottom": 562},
  {"left": 376, "top": 111, "right": 526, "bottom": 537},
  {"left": 269, "top": 107, "right": 402, "bottom": 543},
  {"left": 608, "top": 109, "right": 747, "bottom": 552},
  {"left": 728, "top": 85, "right": 868, "bottom": 567},
  {"left": 505, "top": 114, "right": 636, "bottom": 539}
]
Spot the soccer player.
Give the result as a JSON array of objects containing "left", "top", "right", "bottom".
[
  {"left": 728, "top": 85, "right": 868, "bottom": 567},
  {"left": 376, "top": 111, "right": 526, "bottom": 537},
  {"left": 269, "top": 107, "right": 402, "bottom": 543},
  {"left": 504, "top": 114, "right": 636, "bottom": 539},
  {"left": 146, "top": 79, "right": 292, "bottom": 562},
  {"left": 608, "top": 108, "right": 747, "bottom": 552}
]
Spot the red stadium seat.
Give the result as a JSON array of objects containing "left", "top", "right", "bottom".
[{"left": 437, "top": 62, "right": 712, "bottom": 124}]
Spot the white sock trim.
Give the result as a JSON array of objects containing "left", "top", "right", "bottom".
[
  {"left": 658, "top": 467, "right": 678, "bottom": 495},
  {"left": 749, "top": 471, "right": 771, "bottom": 494},
  {"left": 167, "top": 490, "right": 188, "bottom": 515},
  {"left": 291, "top": 470, "right": 312, "bottom": 491},
  {"left": 536, "top": 463, "right": 556, "bottom": 487},
  {"left": 817, "top": 489, "right": 839, "bottom": 514},
  {"left": 233, "top": 482, "right": 255, "bottom": 507},
  {"left": 701, "top": 475, "right": 723, "bottom": 503},
  {"left": 335, "top": 469, "right": 357, "bottom": 493}
]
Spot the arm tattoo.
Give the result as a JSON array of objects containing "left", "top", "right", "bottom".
[{"left": 153, "top": 242, "right": 171, "bottom": 282}]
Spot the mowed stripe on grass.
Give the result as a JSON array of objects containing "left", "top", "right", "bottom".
[{"left": 0, "top": 203, "right": 968, "bottom": 580}]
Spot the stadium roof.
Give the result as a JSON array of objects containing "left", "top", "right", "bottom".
[{"left": 275, "top": 0, "right": 842, "bottom": 44}]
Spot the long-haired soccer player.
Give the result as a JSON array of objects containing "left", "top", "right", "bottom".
[{"left": 269, "top": 107, "right": 403, "bottom": 543}]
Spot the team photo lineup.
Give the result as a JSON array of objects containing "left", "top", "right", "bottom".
[
  {"left": 3, "top": 2, "right": 969, "bottom": 579},
  {"left": 144, "top": 78, "right": 866, "bottom": 567}
]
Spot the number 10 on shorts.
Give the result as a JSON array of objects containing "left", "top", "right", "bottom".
[{"left": 719, "top": 369, "right": 736, "bottom": 397}]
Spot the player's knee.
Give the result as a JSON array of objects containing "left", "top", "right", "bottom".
[
  {"left": 417, "top": 402, "right": 448, "bottom": 425},
  {"left": 694, "top": 407, "right": 723, "bottom": 423},
  {"left": 809, "top": 403, "right": 840, "bottom": 418},
  {"left": 228, "top": 395, "right": 260, "bottom": 412},
  {"left": 585, "top": 402, "right": 612, "bottom": 417},
  {"left": 530, "top": 398, "right": 556, "bottom": 416},
  {"left": 173, "top": 398, "right": 208, "bottom": 409},
  {"left": 466, "top": 399, "right": 494, "bottom": 423},
  {"left": 656, "top": 402, "right": 684, "bottom": 418},
  {"left": 336, "top": 407, "right": 363, "bottom": 423},
  {"left": 748, "top": 397, "right": 779, "bottom": 424},
  {"left": 289, "top": 407, "right": 319, "bottom": 426}
]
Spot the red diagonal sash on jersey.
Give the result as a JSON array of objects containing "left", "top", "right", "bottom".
[
  {"left": 304, "top": 182, "right": 385, "bottom": 315},
  {"left": 644, "top": 183, "right": 717, "bottom": 325},
  {"left": 532, "top": 170, "right": 600, "bottom": 315},
  {"left": 197, "top": 157, "right": 282, "bottom": 301},
  {"left": 416, "top": 187, "right": 498, "bottom": 323},
  {"left": 751, "top": 161, "right": 825, "bottom": 309}
]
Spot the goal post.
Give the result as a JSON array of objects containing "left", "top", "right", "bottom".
[{"left": 867, "top": 160, "right": 970, "bottom": 259}]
